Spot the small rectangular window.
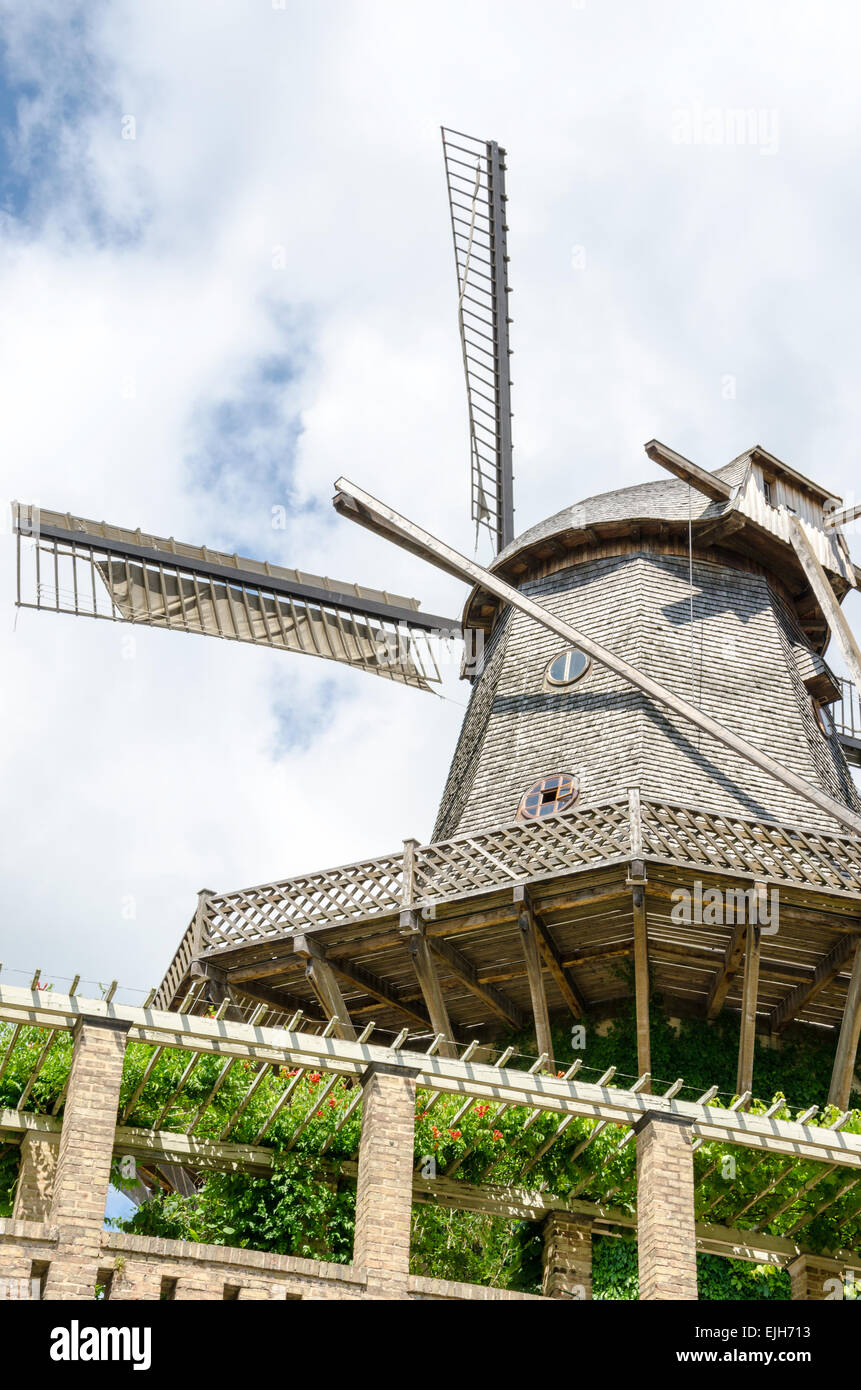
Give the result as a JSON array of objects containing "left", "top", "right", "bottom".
[{"left": 160, "top": 1276, "right": 177, "bottom": 1301}]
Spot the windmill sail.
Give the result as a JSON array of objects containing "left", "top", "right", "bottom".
[
  {"left": 441, "top": 127, "right": 514, "bottom": 554},
  {"left": 12, "top": 504, "right": 458, "bottom": 690}
]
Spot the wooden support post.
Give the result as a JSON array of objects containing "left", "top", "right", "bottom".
[
  {"left": 293, "top": 936, "right": 357, "bottom": 1042},
  {"left": 516, "top": 890, "right": 554, "bottom": 1070},
  {"left": 631, "top": 882, "right": 651, "bottom": 1088},
  {"left": 828, "top": 940, "right": 861, "bottom": 1110},
  {"left": 191, "top": 888, "right": 214, "bottom": 956},
  {"left": 533, "top": 915, "right": 586, "bottom": 1021},
  {"left": 788, "top": 514, "right": 861, "bottom": 703},
  {"left": 736, "top": 925, "right": 761, "bottom": 1099},
  {"left": 401, "top": 912, "right": 458, "bottom": 1059}
]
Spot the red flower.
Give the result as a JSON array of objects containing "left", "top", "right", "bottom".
[
  {"left": 448, "top": 1129, "right": 462, "bottom": 1141},
  {"left": 308, "top": 1073, "right": 321, "bottom": 1086},
  {"left": 327, "top": 1097, "right": 336, "bottom": 1107},
  {"left": 492, "top": 1130, "right": 504, "bottom": 1142},
  {"left": 432, "top": 1126, "right": 439, "bottom": 1139},
  {"left": 475, "top": 1104, "right": 489, "bottom": 1117}
]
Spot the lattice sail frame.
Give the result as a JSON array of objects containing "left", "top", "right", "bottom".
[
  {"left": 441, "top": 127, "right": 514, "bottom": 554},
  {"left": 12, "top": 504, "right": 455, "bottom": 690}
]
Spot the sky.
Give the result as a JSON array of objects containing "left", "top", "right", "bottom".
[{"left": 2, "top": 0, "right": 861, "bottom": 1004}]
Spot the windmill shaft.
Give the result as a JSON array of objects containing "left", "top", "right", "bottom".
[{"left": 334, "top": 476, "right": 861, "bottom": 837}]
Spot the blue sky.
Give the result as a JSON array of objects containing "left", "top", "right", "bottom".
[{"left": 1, "top": 0, "right": 861, "bottom": 1001}]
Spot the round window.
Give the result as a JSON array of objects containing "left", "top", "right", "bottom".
[
  {"left": 517, "top": 773, "right": 580, "bottom": 821},
  {"left": 546, "top": 648, "right": 590, "bottom": 687}
]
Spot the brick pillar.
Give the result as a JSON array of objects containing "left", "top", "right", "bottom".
[
  {"left": 542, "top": 1212, "right": 592, "bottom": 1299},
  {"left": 12, "top": 1134, "right": 58, "bottom": 1221},
  {"left": 636, "top": 1115, "right": 698, "bottom": 1301},
  {"left": 42, "top": 1018, "right": 130, "bottom": 1301},
  {"left": 788, "top": 1256, "right": 843, "bottom": 1301},
  {"left": 352, "top": 1062, "right": 417, "bottom": 1299}
]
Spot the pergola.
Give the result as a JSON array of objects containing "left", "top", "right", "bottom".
[
  {"left": 156, "top": 789, "right": 861, "bottom": 1111},
  {"left": 1, "top": 980, "right": 859, "bottom": 1300}
]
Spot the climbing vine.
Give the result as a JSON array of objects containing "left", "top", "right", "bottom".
[{"left": 1, "top": 1003, "right": 858, "bottom": 1298}]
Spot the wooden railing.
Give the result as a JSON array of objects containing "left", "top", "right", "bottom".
[{"left": 152, "top": 793, "right": 861, "bottom": 1006}]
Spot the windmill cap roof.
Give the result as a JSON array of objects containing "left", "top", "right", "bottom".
[{"left": 495, "top": 448, "right": 840, "bottom": 567}]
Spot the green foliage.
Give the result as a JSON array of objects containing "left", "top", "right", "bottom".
[
  {"left": 119, "top": 1157, "right": 356, "bottom": 1262},
  {"left": 593, "top": 1238, "right": 790, "bottom": 1301},
  {"left": 0, "top": 1145, "right": 18, "bottom": 1218},
  {"left": 410, "top": 1207, "right": 542, "bottom": 1291},
  {"left": 3, "top": 999, "right": 859, "bottom": 1297}
]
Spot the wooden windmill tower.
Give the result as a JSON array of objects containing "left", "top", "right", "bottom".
[{"left": 13, "top": 128, "right": 861, "bottom": 1111}]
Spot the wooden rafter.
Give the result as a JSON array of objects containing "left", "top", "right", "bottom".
[
  {"left": 644, "top": 440, "right": 734, "bottom": 502},
  {"left": 429, "top": 933, "right": 527, "bottom": 1031},
  {"left": 770, "top": 934, "right": 858, "bottom": 1032},
  {"left": 530, "top": 909, "right": 586, "bottom": 1021},
  {"left": 706, "top": 919, "right": 748, "bottom": 1020}
]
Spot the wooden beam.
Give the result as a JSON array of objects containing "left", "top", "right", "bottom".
[
  {"left": 191, "top": 960, "right": 314, "bottom": 1024},
  {"left": 698, "top": 509, "right": 747, "bottom": 548},
  {"left": 401, "top": 913, "right": 458, "bottom": 1058},
  {"left": 706, "top": 919, "right": 748, "bottom": 1020},
  {"left": 644, "top": 440, "right": 734, "bottom": 502},
  {"left": 828, "top": 940, "right": 861, "bottom": 1109},
  {"left": 292, "top": 936, "right": 357, "bottom": 1042},
  {"left": 324, "top": 955, "right": 431, "bottom": 1030},
  {"left": 333, "top": 477, "right": 861, "bottom": 836},
  {"left": 736, "top": 926, "right": 761, "bottom": 1098},
  {"left": 516, "top": 894, "right": 554, "bottom": 1069},
  {"left": 531, "top": 912, "right": 586, "bottom": 1021},
  {"left": 631, "top": 883, "right": 651, "bottom": 1086},
  {"left": 429, "top": 934, "right": 527, "bottom": 1031},
  {"left": 823, "top": 502, "right": 861, "bottom": 533},
  {"left": 770, "top": 934, "right": 858, "bottom": 1032},
  {"left": 788, "top": 514, "right": 861, "bottom": 702}
]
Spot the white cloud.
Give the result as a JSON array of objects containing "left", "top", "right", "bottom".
[{"left": 1, "top": 0, "right": 860, "bottom": 995}]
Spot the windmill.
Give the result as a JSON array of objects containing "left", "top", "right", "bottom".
[{"left": 13, "top": 128, "right": 861, "bottom": 1112}]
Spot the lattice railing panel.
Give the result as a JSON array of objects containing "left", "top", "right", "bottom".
[
  {"left": 641, "top": 800, "right": 861, "bottom": 893},
  {"left": 205, "top": 854, "right": 405, "bottom": 948},
  {"left": 414, "top": 802, "right": 631, "bottom": 903},
  {"left": 166, "top": 796, "right": 861, "bottom": 979}
]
